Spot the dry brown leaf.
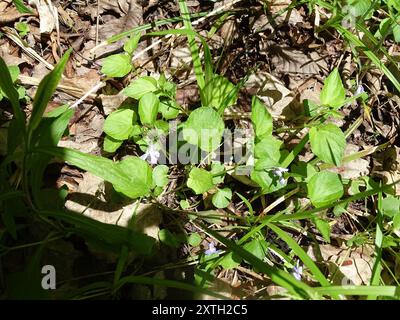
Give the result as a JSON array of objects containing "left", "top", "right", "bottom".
[
  {"left": 28, "top": 0, "right": 58, "bottom": 34},
  {"left": 307, "top": 244, "right": 374, "bottom": 285},
  {"left": 267, "top": 46, "right": 328, "bottom": 76},
  {"left": 245, "top": 71, "right": 301, "bottom": 119},
  {"left": 329, "top": 144, "right": 370, "bottom": 179},
  {"left": 65, "top": 172, "right": 162, "bottom": 240}
]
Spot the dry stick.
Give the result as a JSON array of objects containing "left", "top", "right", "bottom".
[{"left": 72, "top": 0, "right": 244, "bottom": 110}]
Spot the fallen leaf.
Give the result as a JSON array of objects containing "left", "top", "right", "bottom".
[{"left": 28, "top": 0, "right": 58, "bottom": 34}]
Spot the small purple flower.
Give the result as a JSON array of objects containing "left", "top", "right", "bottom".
[
  {"left": 292, "top": 261, "right": 303, "bottom": 281},
  {"left": 271, "top": 167, "right": 289, "bottom": 186},
  {"left": 205, "top": 242, "right": 221, "bottom": 256},
  {"left": 355, "top": 84, "right": 365, "bottom": 96},
  {"left": 140, "top": 143, "right": 160, "bottom": 164}
]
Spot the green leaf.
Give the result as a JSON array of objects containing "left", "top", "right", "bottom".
[
  {"left": 101, "top": 54, "right": 132, "bottom": 78},
  {"left": 309, "top": 123, "right": 346, "bottom": 166},
  {"left": 159, "top": 229, "right": 180, "bottom": 248},
  {"left": 152, "top": 165, "right": 169, "bottom": 188},
  {"left": 188, "top": 233, "right": 202, "bottom": 247},
  {"left": 393, "top": 24, "right": 400, "bottom": 43},
  {"left": 103, "top": 135, "right": 123, "bottom": 153},
  {"left": 182, "top": 107, "right": 225, "bottom": 153},
  {"left": 251, "top": 170, "right": 285, "bottom": 194},
  {"left": 251, "top": 96, "right": 273, "bottom": 139},
  {"left": 205, "top": 75, "right": 237, "bottom": 110},
  {"left": 346, "top": 0, "right": 373, "bottom": 18},
  {"left": 218, "top": 252, "right": 241, "bottom": 269},
  {"left": 381, "top": 196, "right": 400, "bottom": 218},
  {"left": 212, "top": 188, "right": 232, "bottom": 208},
  {"left": 307, "top": 171, "right": 344, "bottom": 207},
  {"left": 103, "top": 108, "right": 137, "bottom": 140},
  {"left": 28, "top": 49, "right": 72, "bottom": 133},
  {"left": 210, "top": 162, "right": 225, "bottom": 184},
  {"left": 115, "top": 157, "right": 153, "bottom": 198},
  {"left": 320, "top": 68, "right": 346, "bottom": 108},
  {"left": 7, "top": 65, "right": 20, "bottom": 82},
  {"left": 15, "top": 22, "right": 29, "bottom": 36},
  {"left": 393, "top": 214, "right": 400, "bottom": 231},
  {"left": 254, "top": 136, "right": 283, "bottom": 169},
  {"left": 123, "top": 76, "right": 158, "bottom": 99},
  {"left": 36, "top": 147, "right": 152, "bottom": 199},
  {"left": 180, "top": 199, "right": 190, "bottom": 209},
  {"left": 313, "top": 217, "right": 331, "bottom": 242},
  {"left": 123, "top": 33, "right": 141, "bottom": 54},
  {"left": 187, "top": 167, "right": 214, "bottom": 194},
  {"left": 138, "top": 92, "right": 159, "bottom": 125},
  {"left": 158, "top": 99, "right": 180, "bottom": 120},
  {"left": 243, "top": 239, "right": 268, "bottom": 263}
]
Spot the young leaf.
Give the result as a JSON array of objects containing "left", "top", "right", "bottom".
[
  {"left": 320, "top": 68, "right": 346, "bottom": 108},
  {"left": 211, "top": 162, "right": 225, "bottom": 184},
  {"left": 158, "top": 99, "right": 180, "bottom": 120},
  {"left": 309, "top": 123, "right": 346, "bottom": 166},
  {"left": 159, "top": 229, "right": 180, "bottom": 248},
  {"left": 254, "top": 136, "right": 283, "bottom": 169},
  {"left": 218, "top": 252, "right": 241, "bottom": 270},
  {"left": 307, "top": 171, "right": 344, "bottom": 207},
  {"left": 187, "top": 167, "right": 214, "bottom": 194},
  {"left": 28, "top": 48, "right": 72, "bottom": 133},
  {"left": 123, "top": 33, "right": 141, "bottom": 55},
  {"left": 138, "top": 92, "right": 159, "bottom": 125},
  {"left": 243, "top": 239, "right": 268, "bottom": 262},
  {"left": 205, "top": 75, "right": 237, "bottom": 110},
  {"left": 381, "top": 196, "right": 400, "bottom": 217},
  {"left": 212, "top": 188, "right": 232, "bottom": 209},
  {"left": 101, "top": 54, "right": 132, "bottom": 78},
  {"left": 123, "top": 76, "right": 158, "bottom": 100},
  {"left": 251, "top": 170, "right": 285, "bottom": 194},
  {"left": 103, "top": 108, "right": 137, "bottom": 140},
  {"left": 103, "top": 135, "right": 123, "bottom": 153},
  {"left": 313, "top": 217, "right": 331, "bottom": 242},
  {"left": 152, "top": 165, "right": 169, "bottom": 188},
  {"left": 251, "top": 96, "right": 273, "bottom": 139},
  {"left": 182, "top": 107, "right": 225, "bottom": 153},
  {"left": 188, "top": 233, "right": 202, "bottom": 247}
]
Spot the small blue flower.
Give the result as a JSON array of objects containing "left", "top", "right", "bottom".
[
  {"left": 271, "top": 167, "right": 289, "bottom": 186},
  {"left": 140, "top": 143, "right": 160, "bottom": 164},
  {"left": 355, "top": 84, "right": 365, "bottom": 96},
  {"left": 292, "top": 261, "right": 303, "bottom": 281},
  {"left": 205, "top": 242, "right": 221, "bottom": 256}
]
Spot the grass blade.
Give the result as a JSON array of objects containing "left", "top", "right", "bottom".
[
  {"left": 28, "top": 48, "right": 72, "bottom": 134},
  {"left": 265, "top": 222, "right": 332, "bottom": 288},
  {"left": 195, "top": 222, "right": 319, "bottom": 299}
]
